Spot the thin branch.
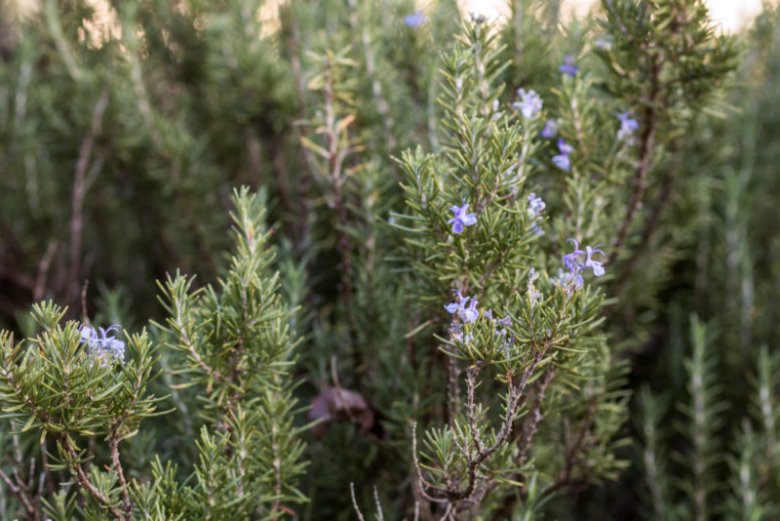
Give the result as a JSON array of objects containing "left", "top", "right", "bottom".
[
  {"left": 287, "top": 15, "right": 314, "bottom": 257},
  {"left": 609, "top": 56, "right": 662, "bottom": 265},
  {"left": 410, "top": 422, "right": 450, "bottom": 504},
  {"left": 465, "top": 366, "right": 484, "bottom": 454},
  {"left": 33, "top": 241, "right": 57, "bottom": 302},
  {"left": 373, "top": 486, "right": 385, "bottom": 521},
  {"left": 109, "top": 434, "right": 132, "bottom": 520},
  {"left": 39, "top": 440, "right": 54, "bottom": 496},
  {"left": 0, "top": 468, "right": 37, "bottom": 520},
  {"left": 80, "top": 279, "right": 90, "bottom": 324},
  {"left": 516, "top": 366, "right": 555, "bottom": 464},
  {"left": 611, "top": 141, "right": 679, "bottom": 298},
  {"left": 347, "top": 0, "right": 396, "bottom": 151},
  {"left": 541, "top": 401, "right": 598, "bottom": 500},
  {"left": 68, "top": 89, "right": 109, "bottom": 304},
  {"left": 445, "top": 355, "right": 460, "bottom": 425},
  {"left": 60, "top": 436, "right": 123, "bottom": 519},
  {"left": 350, "top": 482, "right": 366, "bottom": 521},
  {"left": 444, "top": 350, "right": 545, "bottom": 503},
  {"left": 271, "top": 412, "right": 283, "bottom": 514}
]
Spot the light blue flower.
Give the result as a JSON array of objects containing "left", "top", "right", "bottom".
[
  {"left": 563, "top": 238, "right": 585, "bottom": 272},
  {"left": 541, "top": 119, "right": 558, "bottom": 139},
  {"left": 553, "top": 139, "right": 573, "bottom": 171},
  {"left": 527, "top": 193, "right": 546, "bottom": 236},
  {"left": 584, "top": 246, "right": 606, "bottom": 277},
  {"left": 79, "top": 324, "right": 125, "bottom": 364},
  {"left": 528, "top": 193, "right": 546, "bottom": 218},
  {"left": 562, "top": 239, "right": 606, "bottom": 282},
  {"left": 527, "top": 268, "right": 542, "bottom": 308},
  {"left": 404, "top": 11, "right": 426, "bottom": 28},
  {"left": 559, "top": 54, "right": 578, "bottom": 77},
  {"left": 513, "top": 88, "right": 543, "bottom": 120},
  {"left": 448, "top": 202, "right": 477, "bottom": 234},
  {"left": 617, "top": 111, "right": 640, "bottom": 141},
  {"left": 444, "top": 291, "right": 479, "bottom": 324}
]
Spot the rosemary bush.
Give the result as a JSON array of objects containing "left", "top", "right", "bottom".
[{"left": 3, "top": 0, "right": 778, "bottom": 520}]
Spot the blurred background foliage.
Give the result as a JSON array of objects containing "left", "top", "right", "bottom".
[{"left": 0, "top": 0, "right": 779, "bottom": 519}]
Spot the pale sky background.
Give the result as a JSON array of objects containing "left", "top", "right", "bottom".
[
  {"left": 11, "top": 0, "right": 770, "bottom": 38},
  {"left": 462, "top": 0, "right": 766, "bottom": 32}
]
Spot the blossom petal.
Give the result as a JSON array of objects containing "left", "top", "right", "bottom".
[
  {"left": 452, "top": 220, "right": 464, "bottom": 234},
  {"left": 444, "top": 303, "right": 460, "bottom": 314}
]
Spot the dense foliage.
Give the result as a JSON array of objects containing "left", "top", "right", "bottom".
[{"left": 1, "top": 0, "right": 778, "bottom": 519}]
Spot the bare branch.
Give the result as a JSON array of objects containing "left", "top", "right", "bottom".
[{"left": 350, "top": 482, "right": 366, "bottom": 521}]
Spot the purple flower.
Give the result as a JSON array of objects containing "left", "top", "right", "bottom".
[
  {"left": 528, "top": 193, "right": 546, "bottom": 218},
  {"left": 559, "top": 54, "right": 578, "bottom": 77},
  {"left": 527, "top": 193, "right": 546, "bottom": 235},
  {"left": 562, "top": 239, "right": 585, "bottom": 272},
  {"left": 595, "top": 37, "right": 613, "bottom": 51},
  {"left": 584, "top": 246, "right": 606, "bottom": 276},
  {"left": 448, "top": 202, "right": 477, "bottom": 234},
  {"left": 79, "top": 324, "right": 126, "bottom": 364},
  {"left": 513, "top": 88, "right": 543, "bottom": 120},
  {"left": 552, "top": 139, "right": 573, "bottom": 171},
  {"left": 541, "top": 119, "right": 558, "bottom": 139},
  {"left": 617, "top": 111, "right": 640, "bottom": 141},
  {"left": 404, "top": 11, "right": 426, "bottom": 28},
  {"left": 444, "top": 291, "right": 479, "bottom": 324},
  {"left": 562, "top": 239, "right": 606, "bottom": 282}
]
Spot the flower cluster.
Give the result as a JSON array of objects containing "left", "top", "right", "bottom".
[
  {"left": 79, "top": 324, "right": 126, "bottom": 365},
  {"left": 553, "top": 139, "right": 573, "bottom": 171},
  {"left": 445, "top": 290, "right": 479, "bottom": 344},
  {"left": 558, "top": 239, "right": 606, "bottom": 293},
  {"left": 559, "top": 54, "right": 578, "bottom": 77},
  {"left": 448, "top": 202, "right": 477, "bottom": 234},
  {"left": 513, "top": 88, "right": 543, "bottom": 120},
  {"left": 617, "top": 111, "right": 640, "bottom": 142},
  {"left": 445, "top": 290, "right": 516, "bottom": 354}
]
